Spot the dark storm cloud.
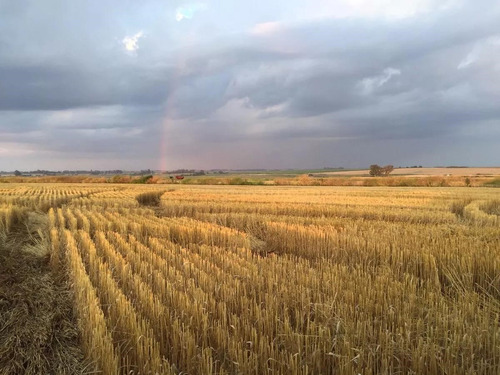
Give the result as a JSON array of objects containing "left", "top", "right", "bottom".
[
  {"left": 0, "top": 0, "right": 499, "bottom": 169},
  {"left": 0, "top": 63, "right": 174, "bottom": 110}
]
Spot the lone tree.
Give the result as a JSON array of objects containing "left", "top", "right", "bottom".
[
  {"left": 382, "top": 165, "right": 394, "bottom": 176},
  {"left": 369, "top": 164, "right": 394, "bottom": 177},
  {"left": 369, "top": 165, "right": 382, "bottom": 176}
]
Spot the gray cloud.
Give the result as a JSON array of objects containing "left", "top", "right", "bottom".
[{"left": 0, "top": 0, "right": 499, "bottom": 170}]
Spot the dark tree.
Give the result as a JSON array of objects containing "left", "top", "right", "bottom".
[
  {"left": 370, "top": 164, "right": 394, "bottom": 177},
  {"left": 382, "top": 165, "right": 394, "bottom": 176},
  {"left": 369, "top": 165, "right": 382, "bottom": 176}
]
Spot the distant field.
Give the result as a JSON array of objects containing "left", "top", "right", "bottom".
[
  {"left": 2, "top": 168, "right": 500, "bottom": 187},
  {"left": 179, "top": 168, "right": 347, "bottom": 179},
  {"left": 322, "top": 167, "right": 500, "bottom": 176},
  {"left": 1, "top": 184, "right": 499, "bottom": 374}
]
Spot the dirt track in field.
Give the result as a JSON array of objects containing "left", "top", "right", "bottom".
[{"left": 0, "top": 212, "right": 92, "bottom": 375}]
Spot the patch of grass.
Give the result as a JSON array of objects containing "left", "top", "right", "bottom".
[
  {"left": 484, "top": 178, "right": 500, "bottom": 187},
  {"left": 136, "top": 191, "right": 165, "bottom": 206},
  {"left": 450, "top": 198, "right": 473, "bottom": 218},
  {"left": 480, "top": 200, "right": 500, "bottom": 216},
  {"left": 228, "top": 177, "right": 264, "bottom": 185},
  {"left": 131, "top": 175, "right": 154, "bottom": 184}
]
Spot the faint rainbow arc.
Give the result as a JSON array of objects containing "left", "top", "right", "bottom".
[{"left": 159, "top": 56, "right": 182, "bottom": 172}]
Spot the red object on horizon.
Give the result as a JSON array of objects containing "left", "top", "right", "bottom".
[{"left": 175, "top": 175, "right": 184, "bottom": 180}]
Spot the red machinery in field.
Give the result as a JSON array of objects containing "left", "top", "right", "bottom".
[{"left": 175, "top": 175, "right": 184, "bottom": 180}]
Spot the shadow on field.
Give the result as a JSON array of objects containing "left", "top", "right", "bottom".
[{"left": 0, "top": 211, "right": 93, "bottom": 375}]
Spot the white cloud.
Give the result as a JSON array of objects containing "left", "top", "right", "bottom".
[
  {"left": 122, "top": 31, "right": 144, "bottom": 52},
  {"left": 457, "top": 50, "right": 478, "bottom": 70},
  {"left": 288, "top": 0, "right": 460, "bottom": 22},
  {"left": 359, "top": 67, "right": 401, "bottom": 95},
  {"left": 457, "top": 35, "right": 500, "bottom": 70},
  {"left": 251, "top": 22, "right": 282, "bottom": 36},
  {"left": 0, "top": 143, "right": 36, "bottom": 156},
  {"left": 175, "top": 3, "right": 207, "bottom": 22},
  {"left": 41, "top": 106, "right": 128, "bottom": 128}
]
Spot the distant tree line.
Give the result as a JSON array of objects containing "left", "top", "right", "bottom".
[{"left": 6, "top": 169, "right": 125, "bottom": 176}]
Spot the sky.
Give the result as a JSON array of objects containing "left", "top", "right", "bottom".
[{"left": 0, "top": 0, "right": 499, "bottom": 171}]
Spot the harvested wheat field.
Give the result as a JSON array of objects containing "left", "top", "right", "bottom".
[{"left": 1, "top": 184, "right": 499, "bottom": 374}]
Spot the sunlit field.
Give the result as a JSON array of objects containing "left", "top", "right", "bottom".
[{"left": 1, "top": 184, "right": 499, "bottom": 374}]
